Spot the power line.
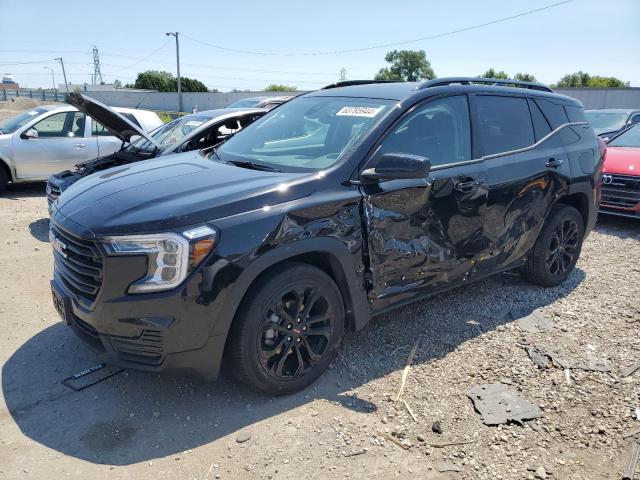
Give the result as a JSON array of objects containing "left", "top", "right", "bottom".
[
  {"left": 181, "top": 0, "right": 575, "bottom": 56},
  {"left": 101, "top": 40, "right": 172, "bottom": 76}
]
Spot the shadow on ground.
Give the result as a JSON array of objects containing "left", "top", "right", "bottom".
[
  {"left": 1, "top": 182, "right": 46, "bottom": 200},
  {"left": 2, "top": 265, "right": 586, "bottom": 466},
  {"left": 595, "top": 213, "right": 640, "bottom": 240},
  {"left": 28, "top": 218, "right": 50, "bottom": 242}
]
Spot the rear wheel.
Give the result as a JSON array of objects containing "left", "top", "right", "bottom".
[
  {"left": 226, "top": 262, "right": 345, "bottom": 395},
  {"left": 521, "top": 204, "right": 584, "bottom": 287}
]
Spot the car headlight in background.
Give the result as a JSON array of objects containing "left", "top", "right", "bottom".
[{"left": 103, "top": 225, "right": 217, "bottom": 293}]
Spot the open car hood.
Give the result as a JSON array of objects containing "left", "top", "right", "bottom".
[{"left": 68, "top": 92, "right": 161, "bottom": 147}]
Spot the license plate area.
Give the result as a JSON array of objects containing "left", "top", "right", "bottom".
[{"left": 51, "top": 284, "right": 72, "bottom": 325}]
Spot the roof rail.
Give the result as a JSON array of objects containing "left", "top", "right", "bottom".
[
  {"left": 417, "top": 77, "right": 553, "bottom": 93},
  {"left": 321, "top": 80, "right": 402, "bottom": 90}
]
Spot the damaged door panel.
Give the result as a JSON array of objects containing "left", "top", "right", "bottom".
[{"left": 361, "top": 162, "right": 488, "bottom": 309}]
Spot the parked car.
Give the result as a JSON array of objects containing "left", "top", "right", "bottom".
[
  {"left": 46, "top": 93, "right": 266, "bottom": 206},
  {"left": 584, "top": 108, "right": 640, "bottom": 140},
  {"left": 599, "top": 123, "right": 640, "bottom": 218},
  {"left": 225, "top": 95, "right": 294, "bottom": 110},
  {"left": 49, "top": 78, "right": 601, "bottom": 394},
  {"left": 0, "top": 102, "right": 162, "bottom": 193}
]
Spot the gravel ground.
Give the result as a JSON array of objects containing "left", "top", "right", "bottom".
[{"left": 0, "top": 184, "right": 639, "bottom": 480}]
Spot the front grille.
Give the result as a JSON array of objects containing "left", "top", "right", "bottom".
[
  {"left": 51, "top": 224, "right": 103, "bottom": 304},
  {"left": 46, "top": 182, "right": 61, "bottom": 205},
  {"left": 109, "top": 329, "right": 165, "bottom": 366},
  {"left": 601, "top": 174, "right": 640, "bottom": 210}
]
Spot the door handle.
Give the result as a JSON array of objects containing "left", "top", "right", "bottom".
[
  {"left": 73, "top": 143, "right": 86, "bottom": 149},
  {"left": 454, "top": 179, "right": 485, "bottom": 192},
  {"left": 546, "top": 158, "right": 564, "bottom": 168}
]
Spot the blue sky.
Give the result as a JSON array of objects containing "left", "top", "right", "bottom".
[{"left": 1, "top": 0, "right": 638, "bottom": 91}]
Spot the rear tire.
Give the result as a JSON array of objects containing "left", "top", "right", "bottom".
[
  {"left": 521, "top": 204, "right": 584, "bottom": 287},
  {"left": 226, "top": 262, "right": 345, "bottom": 395}
]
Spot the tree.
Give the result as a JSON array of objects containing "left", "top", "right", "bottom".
[
  {"left": 265, "top": 84, "right": 297, "bottom": 92},
  {"left": 179, "top": 77, "right": 208, "bottom": 92},
  {"left": 131, "top": 70, "right": 211, "bottom": 92},
  {"left": 514, "top": 72, "right": 537, "bottom": 82},
  {"left": 481, "top": 68, "right": 509, "bottom": 79},
  {"left": 113, "top": 79, "right": 122, "bottom": 90},
  {"left": 374, "top": 50, "right": 436, "bottom": 82},
  {"left": 132, "top": 70, "right": 175, "bottom": 91},
  {"left": 553, "top": 71, "right": 629, "bottom": 88}
]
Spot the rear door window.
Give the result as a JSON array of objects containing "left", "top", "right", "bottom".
[
  {"left": 528, "top": 99, "right": 552, "bottom": 141},
  {"left": 534, "top": 98, "right": 569, "bottom": 129},
  {"left": 475, "top": 96, "right": 535, "bottom": 156}
]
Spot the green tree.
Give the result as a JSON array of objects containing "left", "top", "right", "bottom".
[
  {"left": 133, "top": 70, "right": 175, "bottom": 91},
  {"left": 265, "top": 84, "right": 297, "bottom": 92},
  {"left": 131, "top": 70, "right": 210, "bottom": 92},
  {"left": 113, "top": 79, "right": 122, "bottom": 89},
  {"left": 179, "top": 77, "right": 208, "bottom": 92},
  {"left": 514, "top": 72, "right": 537, "bottom": 82},
  {"left": 374, "top": 50, "right": 436, "bottom": 82},
  {"left": 481, "top": 68, "right": 509, "bottom": 79},
  {"left": 554, "top": 71, "right": 629, "bottom": 88}
]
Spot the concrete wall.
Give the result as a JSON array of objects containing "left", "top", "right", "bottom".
[
  {"left": 83, "top": 90, "right": 302, "bottom": 112},
  {"left": 555, "top": 88, "right": 640, "bottom": 109},
  {"left": 58, "top": 87, "right": 640, "bottom": 112}
]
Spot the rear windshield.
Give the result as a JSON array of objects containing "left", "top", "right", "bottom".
[
  {"left": 608, "top": 124, "right": 640, "bottom": 148},
  {"left": 585, "top": 111, "right": 627, "bottom": 132},
  {"left": 226, "top": 98, "right": 261, "bottom": 108},
  {"left": 218, "top": 96, "right": 393, "bottom": 171},
  {"left": 0, "top": 107, "right": 47, "bottom": 134}
]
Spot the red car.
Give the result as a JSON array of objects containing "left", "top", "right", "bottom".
[{"left": 600, "top": 124, "right": 640, "bottom": 218}]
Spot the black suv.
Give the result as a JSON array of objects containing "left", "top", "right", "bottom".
[{"left": 49, "top": 78, "right": 602, "bottom": 394}]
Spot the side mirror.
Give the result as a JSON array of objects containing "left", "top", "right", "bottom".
[
  {"left": 22, "top": 128, "right": 38, "bottom": 139},
  {"left": 361, "top": 153, "right": 431, "bottom": 182}
]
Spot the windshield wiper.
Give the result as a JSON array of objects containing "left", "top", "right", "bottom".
[{"left": 226, "top": 159, "right": 282, "bottom": 172}]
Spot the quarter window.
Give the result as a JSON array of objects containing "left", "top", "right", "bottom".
[
  {"left": 379, "top": 95, "right": 471, "bottom": 167},
  {"left": 564, "top": 105, "right": 586, "bottom": 123},
  {"left": 476, "top": 96, "right": 535, "bottom": 155},
  {"left": 534, "top": 98, "right": 569, "bottom": 129}
]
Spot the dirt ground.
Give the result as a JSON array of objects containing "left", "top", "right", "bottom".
[
  {"left": 0, "top": 183, "right": 639, "bottom": 480},
  {"left": 0, "top": 98, "right": 51, "bottom": 124}
]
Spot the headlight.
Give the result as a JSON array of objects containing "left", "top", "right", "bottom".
[{"left": 103, "top": 226, "right": 217, "bottom": 293}]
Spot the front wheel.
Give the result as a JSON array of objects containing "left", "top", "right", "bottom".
[
  {"left": 226, "top": 262, "right": 345, "bottom": 395},
  {"left": 521, "top": 204, "right": 585, "bottom": 287},
  {"left": 0, "top": 167, "right": 7, "bottom": 194}
]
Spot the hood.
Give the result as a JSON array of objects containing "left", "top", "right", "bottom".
[
  {"left": 52, "top": 152, "right": 312, "bottom": 236},
  {"left": 68, "top": 92, "right": 161, "bottom": 147},
  {"left": 603, "top": 146, "right": 640, "bottom": 176}
]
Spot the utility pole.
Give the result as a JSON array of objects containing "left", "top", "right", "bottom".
[
  {"left": 165, "top": 32, "right": 182, "bottom": 113},
  {"left": 92, "top": 46, "right": 103, "bottom": 84},
  {"left": 44, "top": 66, "right": 56, "bottom": 92},
  {"left": 54, "top": 57, "right": 69, "bottom": 92}
]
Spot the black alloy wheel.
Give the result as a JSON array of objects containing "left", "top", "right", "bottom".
[
  {"left": 521, "top": 204, "right": 584, "bottom": 287},
  {"left": 227, "top": 263, "right": 344, "bottom": 394}
]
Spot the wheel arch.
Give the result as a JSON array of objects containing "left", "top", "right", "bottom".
[
  {"left": 554, "top": 191, "right": 589, "bottom": 230},
  {"left": 0, "top": 155, "right": 14, "bottom": 182}
]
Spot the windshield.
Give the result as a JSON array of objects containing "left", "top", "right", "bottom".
[
  {"left": 0, "top": 107, "right": 47, "bottom": 134},
  {"left": 585, "top": 111, "right": 628, "bottom": 133},
  {"left": 608, "top": 124, "right": 640, "bottom": 148},
  {"left": 217, "top": 97, "right": 392, "bottom": 171},
  {"left": 127, "top": 114, "right": 211, "bottom": 153}
]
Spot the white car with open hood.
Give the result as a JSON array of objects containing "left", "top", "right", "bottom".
[{"left": 0, "top": 99, "right": 162, "bottom": 192}]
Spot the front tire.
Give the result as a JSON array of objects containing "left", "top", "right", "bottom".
[
  {"left": 521, "top": 204, "right": 584, "bottom": 287},
  {"left": 226, "top": 262, "right": 345, "bottom": 395},
  {"left": 0, "top": 167, "right": 7, "bottom": 194}
]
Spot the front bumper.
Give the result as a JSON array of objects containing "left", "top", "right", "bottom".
[{"left": 51, "top": 276, "right": 227, "bottom": 380}]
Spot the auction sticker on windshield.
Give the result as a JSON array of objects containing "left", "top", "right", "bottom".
[{"left": 336, "top": 106, "right": 383, "bottom": 118}]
